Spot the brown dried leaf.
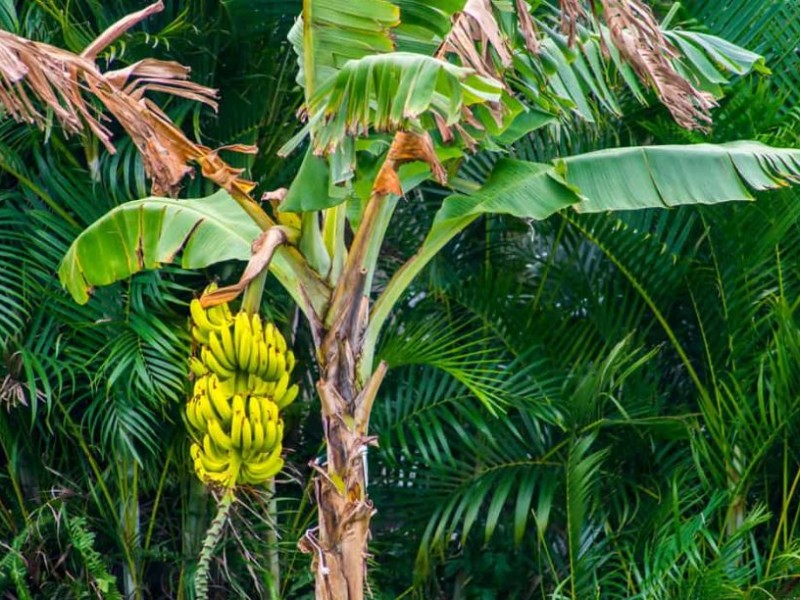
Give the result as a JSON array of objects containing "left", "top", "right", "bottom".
[
  {"left": 261, "top": 188, "right": 288, "bottom": 203},
  {"left": 440, "top": 0, "right": 512, "bottom": 77},
  {"left": 559, "top": 0, "right": 588, "bottom": 47},
  {"left": 81, "top": 0, "right": 165, "bottom": 60},
  {"left": 516, "top": 0, "right": 540, "bottom": 54},
  {"left": 0, "top": 1, "right": 256, "bottom": 199},
  {"left": 200, "top": 227, "right": 288, "bottom": 308},
  {"left": 373, "top": 132, "right": 446, "bottom": 197},
  {"left": 435, "top": 0, "right": 510, "bottom": 141},
  {"left": 601, "top": 0, "right": 716, "bottom": 130}
]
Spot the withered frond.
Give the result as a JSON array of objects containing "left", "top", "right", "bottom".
[
  {"left": 439, "top": 0, "right": 513, "bottom": 80},
  {"left": 434, "top": 0, "right": 511, "bottom": 145},
  {"left": 515, "top": 0, "right": 540, "bottom": 54},
  {"left": 559, "top": 0, "right": 588, "bottom": 47},
  {"left": 600, "top": 0, "right": 716, "bottom": 130},
  {"left": 0, "top": 1, "right": 256, "bottom": 199}
]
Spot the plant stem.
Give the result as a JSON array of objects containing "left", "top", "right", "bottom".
[
  {"left": 241, "top": 270, "right": 269, "bottom": 316},
  {"left": 267, "top": 480, "right": 281, "bottom": 599},
  {"left": 195, "top": 491, "right": 235, "bottom": 600},
  {"left": 144, "top": 446, "right": 173, "bottom": 552}
]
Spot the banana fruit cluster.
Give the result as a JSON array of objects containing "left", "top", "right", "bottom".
[{"left": 186, "top": 298, "right": 299, "bottom": 488}]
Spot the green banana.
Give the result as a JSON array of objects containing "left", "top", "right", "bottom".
[
  {"left": 188, "top": 356, "right": 208, "bottom": 377},
  {"left": 191, "top": 399, "right": 208, "bottom": 430},
  {"left": 256, "top": 341, "right": 271, "bottom": 378},
  {"left": 206, "top": 303, "right": 231, "bottom": 327},
  {"left": 218, "top": 324, "right": 237, "bottom": 368},
  {"left": 256, "top": 396, "right": 277, "bottom": 426},
  {"left": 190, "top": 299, "right": 216, "bottom": 333},
  {"left": 200, "top": 434, "right": 228, "bottom": 471},
  {"left": 241, "top": 417, "right": 253, "bottom": 458},
  {"left": 234, "top": 312, "right": 253, "bottom": 371},
  {"left": 194, "top": 460, "right": 229, "bottom": 485},
  {"left": 243, "top": 442, "right": 283, "bottom": 479},
  {"left": 198, "top": 457, "right": 229, "bottom": 476},
  {"left": 191, "top": 325, "right": 209, "bottom": 346},
  {"left": 208, "top": 331, "right": 236, "bottom": 371},
  {"left": 246, "top": 337, "right": 262, "bottom": 374},
  {"left": 251, "top": 313, "right": 264, "bottom": 347},
  {"left": 275, "top": 384, "right": 299, "bottom": 410},
  {"left": 247, "top": 374, "right": 260, "bottom": 393},
  {"left": 220, "top": 375, "right": 237, "bottom": 398},
  {"left": 232, "top": 394, "right": 246, "bottom": 414},
  {"left": 264, "top": 346, "right": 279, "bottom": 380},
  {"left": 207, "top": 417, "right": 233, "bottom": 451},
  {"left": 190, "top": 443, "right": 202, "bottom": 462},
  {"left": 202, "top": 346, "right": 236, "bottom": 379},
  {"left": 192, "top": 374, "right": 209, "bottom": 398},
  {"left": 246, "top": 396, "right": 259, "bottom": 421},
  {"left": 275, "top": 328, "right": 287, "bottom": 354},
  {"left": 263, "top": 418, "right": 278, "bottom": 451},
  {"left": 272, "top": 372, "right": 289, "bottom": 402},
  {"left": 185, "top": 401, "right": 203, "bottom": 432},
  {"left": 264, "top": 322, "right": 275, "bottom": 349},
  {"left": 230, "top": 410, "right": 244, "bottom": 449},
  {"left": 197, "top": 395, "right": 218, "bottom": 427},
  {"left": 274, "top": 351, "right": 287, "bottom": 379},
  {"left": 251, "top": 414, "right": 265, "bottom": 453},
  {"left": 207, "top": 376, "right": 233, "bottom": 424},
  {"left": 186, "top": 296, "right": 295, "bottom": 489},
  {"left": 208, "top": 331, "right": 231, "bottom": 371},
  {"left": 225, "top": 452, "right": 242, "bottom": 488}
]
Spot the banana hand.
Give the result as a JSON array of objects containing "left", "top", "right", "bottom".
[{"left": 243, "top": 442, "right": 283, "bottom": 480}]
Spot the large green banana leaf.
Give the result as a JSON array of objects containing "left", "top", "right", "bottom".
[
  {"left": 60, "top": 190, "right": 261, "bottom": 304},
  {"left": 280, "top": 52, "right": 503, "bottom": 159},
  {"left": 559, "top": 142, "right": 800, "bottom": 212},
  {"left": 289, "top": 0, "right": 399, "bottom": 96},
  {"left": 61, "top": 142, "right": 800, "bottom": 323},
  {"left": 363, "top": 141, "right": 800, "bottom": 371}
]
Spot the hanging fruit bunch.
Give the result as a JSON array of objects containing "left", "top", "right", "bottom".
[{"left": 185, "top": 296, "right": 299, "bottom": 489}]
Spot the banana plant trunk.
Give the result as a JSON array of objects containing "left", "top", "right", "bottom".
[
  {"left": 297, "top": 133, "right": 418, "bottom": 599},
  {"left": 301, "top": 315, "right": 386, "bottom": 600}
]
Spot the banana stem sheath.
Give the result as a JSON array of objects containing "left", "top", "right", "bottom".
[{"left": 241, "top": 270, "right": 268, "bottom": 316}]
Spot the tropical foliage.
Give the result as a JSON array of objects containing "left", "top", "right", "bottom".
[{"left": 2, "top": 1, "right": 800, "bottom": 599}]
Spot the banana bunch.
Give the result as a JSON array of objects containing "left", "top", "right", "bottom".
[{"left": 185, "top": 297, "right": 299, "bottom": 488}]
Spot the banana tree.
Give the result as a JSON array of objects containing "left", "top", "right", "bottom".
[{"left": 4, "top": 0, "right": 800, "bottom": 599}]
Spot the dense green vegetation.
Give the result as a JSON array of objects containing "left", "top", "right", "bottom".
[{"left": 3, "top": 1, "right": 800, "bottom": 598}]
